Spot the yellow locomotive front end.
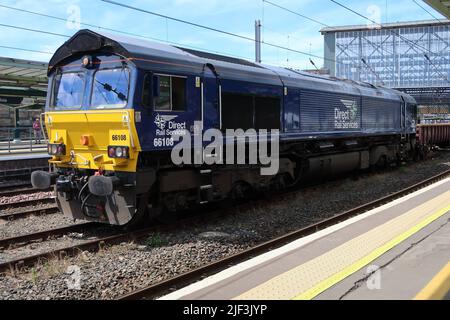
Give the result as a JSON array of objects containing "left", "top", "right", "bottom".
[
  {"left": 42, "top": 110, "right": 143, "bottom": 226},
  {"left": 45, "top": 109, "right": 139, "bottom": 174},
  {"left": 31, "top": 43, "right": 152, "bottom": 226}
]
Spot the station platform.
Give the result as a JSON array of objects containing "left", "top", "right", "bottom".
[
  {"left": 162, "top": 177, "right": 450, "bottom": 300},
  {"left": 0, "top": 151, "right": 50, "bottom": 175}
]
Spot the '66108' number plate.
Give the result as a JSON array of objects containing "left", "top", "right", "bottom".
[{"left": 112, "top": 134, "right": 127, "bottom": 141}]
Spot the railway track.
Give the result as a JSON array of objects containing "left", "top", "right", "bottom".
[
  {"left": 0, "top": 222, "right": 96, "bottom": 250},
  {"left": 0, "top": 181, "right": 31, "bottom": 191},
  {"left": 0, "top": 166, "right": 48, "bottom": 191},
  {"left": 1, "top": 166, "right": 449, "bottom": 287},
  {"left": 0, "top": 198, "right": 256, "bottom": 273},
  {"left": 117, "top": 168, "right": 450, "bottom": 300},
  {"left": 0, "top": 206, "right": 59, "bottom": 221},
  {"left": 0, "top": 222, "right": 171, "bottom": 273},
  {"left": 0, "top": 197, "right": 55, "bottom": 213},
  {"left": 0, "top": 186, "right": 52, "bottom": 198}
]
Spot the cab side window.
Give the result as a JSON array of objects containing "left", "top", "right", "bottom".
[
  {"left": 154, "top": 75, "right": 186, "bottom": 111},
  {"left": 221, "top": 92, "right": 280, "bottom": 130}
]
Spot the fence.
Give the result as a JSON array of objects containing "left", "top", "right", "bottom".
[{"left": 0, "top": 127, "right": 48, "bottom": 153}]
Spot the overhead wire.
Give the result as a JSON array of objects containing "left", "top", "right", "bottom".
[
  {"left": 0, "top": 3, "right": 253, "bottom": 61},
  {"left": 100, "top": 0, "right": 341, "bottom": 65}
]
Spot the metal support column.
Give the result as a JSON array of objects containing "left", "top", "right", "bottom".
[{"left": 255, "top": 20, "right": 262, "bottom": 63}]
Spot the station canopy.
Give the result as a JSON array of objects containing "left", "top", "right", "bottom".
[
  {"left": 424, "top": 0, "right": 450, "bottom": 19},
  {"left": 0, "top": 57, "right": 47, "bottom": 111}
]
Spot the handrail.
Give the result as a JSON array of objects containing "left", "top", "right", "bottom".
[
  {"left": 43, "top": 110, "right": 132, "bottom": 115},
  {"left": 40, "top": 112, "right": 48, "bottom": 141}
]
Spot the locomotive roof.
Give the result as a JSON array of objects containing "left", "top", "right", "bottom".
[{"left": 49, "top": 29, "right": 415, "bottom": 103}]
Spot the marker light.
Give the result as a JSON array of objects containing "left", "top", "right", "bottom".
[
  {"left": 80, "top": 135, "right": 90, "bottom": 146},
  {"left": 108, "top": 147, "right": 116, "bottom": 158},
  {"left": 57, "top": 145, "right": 65, "bottom": 155}
]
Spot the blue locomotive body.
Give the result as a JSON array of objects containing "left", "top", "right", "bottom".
[
  {"left": 48, "top": 29, "right": 416, "bottom": 152},
  {"left": 38, "top": 29, "right": 418, "bottom": 225}
]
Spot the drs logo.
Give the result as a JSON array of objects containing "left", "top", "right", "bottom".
[{"left": 112, "top": 134, "right": 127, "bottom": 141}]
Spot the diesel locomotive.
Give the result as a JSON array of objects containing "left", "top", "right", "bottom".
[{"left": 31, "top": 29, "right": 417, "bottom": 226}]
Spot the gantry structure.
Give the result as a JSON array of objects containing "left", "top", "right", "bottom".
[{"left": 321, "top": 20, "right": 450, "bottom": 111}]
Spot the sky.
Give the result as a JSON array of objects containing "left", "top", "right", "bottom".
[{"left": 0, "top": 0, "right": 446, "bottom": 70}]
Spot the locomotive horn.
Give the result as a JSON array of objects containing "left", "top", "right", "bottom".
[
  {"left": 88, "top": 175, "right": 114, "bottom": 197},
  {"left": 31, "top": 171, "right": 53, "bottom": 190}
]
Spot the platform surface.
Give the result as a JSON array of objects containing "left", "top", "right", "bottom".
[
  {"left": 0, "top": 152, "right": 50, "bottom": 162},
  {"left": 316, "top": 210, "right": 450, "bottom": 300},
  {"left": 161, "top": 177, "right": 450, "bottom": 300}
]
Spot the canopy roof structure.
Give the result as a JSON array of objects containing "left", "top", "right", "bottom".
[
  {"left": 320, "top": 19, "right": 450, "bottom": 33},
  {"left": 424, "top": 0, "right": 450, "bottom": 19},
  {"left": 0, "top": 57, "right": 47, "bottom": 110}
]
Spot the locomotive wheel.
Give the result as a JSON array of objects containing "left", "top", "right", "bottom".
[
  {"left": 122, "top": 193, "right": 150, "bottom": 231},
  {"left": 375, "top": 155, "right": 388, "bottom": 170},
  {"left": 230, "top": 181, "right": 253, "bottom": 202},
  {"left": 155, "top": 210, "right": 179, "bottom": 224},
  {"left": 271, "top": 173, "right": 294, "bottom": 191}
]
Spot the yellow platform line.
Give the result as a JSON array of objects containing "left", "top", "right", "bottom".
[
  {"left": 295, "top": 204, "right": 450, "bottom": 300},
  {"left": 234, "top": 191, "right": 450, "bottom": 300},
  {"left": 414, "top": 262, "right": 450, "bottom": 300}
]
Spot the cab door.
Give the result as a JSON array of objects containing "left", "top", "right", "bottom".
[
  {"left": 201, "top": 64, "right": 221, "bottom": 131},
  {"left": 401, "top": 96, "right": 406, "bottom": 139}
]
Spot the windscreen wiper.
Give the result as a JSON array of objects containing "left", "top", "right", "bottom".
[{"left": 95, "top": 79, "right": 127, "bottom": 101}]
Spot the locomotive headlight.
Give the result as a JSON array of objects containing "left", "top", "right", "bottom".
[
  {"left": 48, "top": 143, "right": 66, "bottom": 156},
  {"left": 107, "top": 146, "right": 130, "bottom": 159},
  {"left": 115, "top": 147, "right": 123, "bottom": 158},
  {"left": 82, "top": 55, "right": 92, "bottom": 68}
]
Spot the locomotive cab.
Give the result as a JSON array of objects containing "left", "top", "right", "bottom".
[{"left": 45, "top": 53, "right": 139, "bottom": 173}]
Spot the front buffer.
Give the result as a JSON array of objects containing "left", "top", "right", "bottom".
[
  {"left": 55, "top": 171, "right": 139, "bottom": 225},
  {"left": 32, "top": 169, "right": 144, "bottom": 226}
]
